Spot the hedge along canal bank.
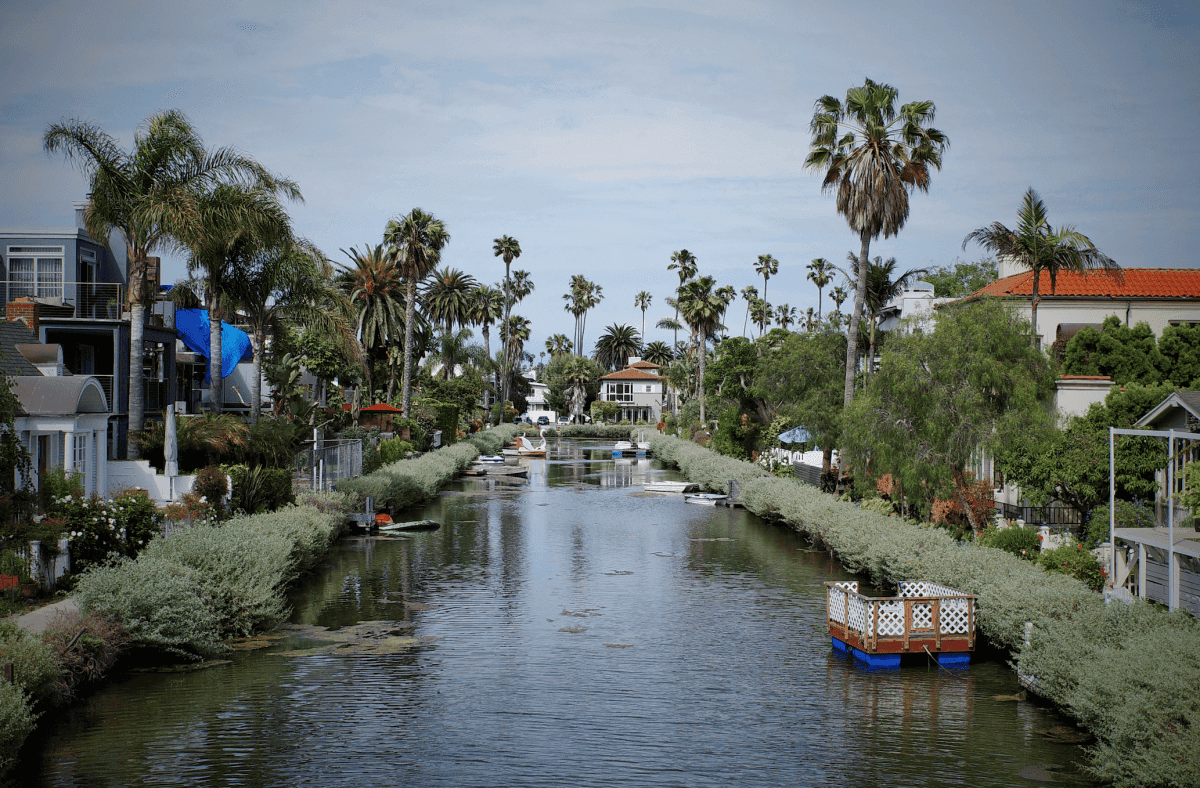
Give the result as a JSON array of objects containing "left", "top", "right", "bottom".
[
  {"left": 0, "top": 425, "right": 520, "bottom": 779},
  {"left": 20, "top": 439, "right": 1094, "bottom": 787},
  {"left": 649, "top": 433, "right": 1200, "bottom": 788}
]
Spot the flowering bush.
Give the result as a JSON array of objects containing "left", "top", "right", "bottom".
[
  {"left": 162, "top": 491, "right": 216, "bottom": 527},
  {"left": 876, "top": 473, "right": 898, "bottom": 498},
  {"left": 49, "top": 490, "right": 161, "bottom": 573}
]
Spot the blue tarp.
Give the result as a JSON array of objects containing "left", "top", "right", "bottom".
[
  {"left": 778, "top": 426, "right": 812, "bottom": 444},
  {"left": 175, "top": 308, "right": 253, "bottom": 383}
]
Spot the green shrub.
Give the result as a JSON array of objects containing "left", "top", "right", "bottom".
[
  {"left": 194, "top": 465, "right": 230, "bottom": 520},
  {"left": 1038, "top": 544, "right": 1106, "bottom": 591},
  {"left": 1084, "top": 499, "right": 1155, "bottom": 548},
  {"left": 0, "top": 621, "right": 57, "bottom": 702},
  {"left": 362, "top": 442, "right": 381, "bottom": 474},
  {"left": 651, "top": 433, "right": 1200, "bottom": 787},
  {"left": 378, "top": 437, "right": 415, "bottom": 464},
  {"left": 431, "top": 402, "right": 459, "bottom": 445},
  {"left": 226, "top": 465, "right": 294, "bottom": 514},
  {"left": 857, "top": 497, "right": 896, "bottom": 517},
  {"left": 978, "top": 525, "right": 1040, "bottom": 560},
  {"left": 0, "top": 681, "right": 35, "bottom": 776},
  {"left": 558, "top": 424, "right": 645, "bottom": 440},
  {"left": 53, "top": 489, "right": 162, "bottom": 573}
]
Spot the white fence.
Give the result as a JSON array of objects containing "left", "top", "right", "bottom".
[{"left": 295, "top": 439, "right": 363, "bottom": 493}]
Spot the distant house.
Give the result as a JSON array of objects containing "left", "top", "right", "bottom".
[
  {"left": 598, "top": 357, "right": 663, "bottom": 423},
  {"left": 962, "top": 264, "right": 1200, "bottom": 348},
  {"left": 877, "top": 280, "right": 955, "bottom": 334}
]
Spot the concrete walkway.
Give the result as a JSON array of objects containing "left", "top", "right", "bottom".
[{"left": 12, "top": 597, "right": 78, "bottom": 635}]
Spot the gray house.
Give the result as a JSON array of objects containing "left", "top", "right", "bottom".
[{"left": 598, "top": 358, "right": 664, "bottom": 423}]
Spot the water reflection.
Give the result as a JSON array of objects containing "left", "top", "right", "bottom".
[{"left": 22, "top": 440, "right": 1090, "bottom": 788}]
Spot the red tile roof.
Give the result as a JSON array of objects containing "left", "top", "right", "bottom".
[
  {"left": 966, "top": 268, "right": 1200, "bottom": 300},
  {"left": 630, "top": 360, "right": 661, "bottom": 369},
  {"left": 600, "top": 368, "right": 662, "bottom": 381}
]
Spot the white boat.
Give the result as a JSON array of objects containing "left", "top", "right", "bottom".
[
  {"left": 613, "top": 440, "right": 649, "bottom": 456},
  {"left": 685, "top": 493, "right": 728, "bottom": 506},
  {"left": 378, "top": 519, "right": 441, "bottom": 531},
  {"left": 504, "top": 434, "right": 548, "bottom": 457},
  {"left": 645, "top": 481, "right": 699, "bottom": 493},
  {"left": 476, "top": 454, "right": 505, "bottom": 463}
]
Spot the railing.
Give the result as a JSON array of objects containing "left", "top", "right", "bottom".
[
  {"left": 4, "top": 281, "right": 126, "bottom": 319},
  {"left": 295, "top": 439, "right": 363, "bottom": 493},
  {"left": 996, "top": 501, "right": 1083, "bottom": 527},
  {"left": 826, "top": 580, "right": 976, "bottom": 654}
]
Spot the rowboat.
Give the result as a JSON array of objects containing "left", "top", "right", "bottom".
[
  {"left": 644, "top": 481, "right": 698, "bottom": 493},
  {"left": 685, "top": 493, "right": 728, "bottom": 506},
  {"left": 378, "top": 519, "right": 441, "bottom": 532}
]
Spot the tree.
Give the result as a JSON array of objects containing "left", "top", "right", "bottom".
[
  {"left": 545, "top": 333, "right": 573, "bottom": 357},
  {"left": 1062, "top": 317, "right": 1164, "bottom": 386},
  {"left": 543, "top": 352, "right": 600, "bottom": 423},
  {"left": 829, "top": 285, "right": 848, "bottom": 317},
  {"left": 774, "top": 303, "right": 797, "bottom": 331},
  {"left": 44, "top": 110, "right": 290, "bottom": 457},
  {"left": 678, "top": 275, "right": 729, "bottom": 424},
  {"left": 594, "top": 323, "right": 641, "bottom": 371},
  {"left": 750, "top": 297, "right": 773, "bottom": 336},
  {"left": 807, "top": 258, "right": 833, "bottom": 320},
  {"left": 838, "top": 253, "right": 927, "bottom": 377},
  {"left": 490, "top": 235, "right": 521, "bottom": 424},
  {"left": 739, "top": 285, "right": 758, "bottom": 337},
  {"left": 806, "top": 78, "right": 948, "bottom": 413},
  {"left": 337, "top": 243, "right": 406, "bottom": 404},
  {"left": 469, "top": 284, "right": 504, "bottom": 376},
  {"left": 386, "top": 209, "right": 450, "bottom": 418},
  {"left": 634, "top": 291, "right": 653, "bottom": 350},
  {"left": 667, "top": 249, "right": 697, "bottom": 352},
  {"left": 755, "top": 254, "right": 780, "bottom": 311},
  {"left": 562, "top": 275, "right": 602, "bottom": 358},
  {"left": 842, "top": 300, "right": 1055, "bottom": 534},
  {"left": 227, "top": 238, "right": 353, "bottom": 424},
  {"left": 922, "top": 257, "right": 997, "bottom": 298},
  {"left": 963, "top": 188, "right": 1119, "bottom": 348},
  {"left": 424, "top": 267, "right": 478, "bottom": 333},
  {"left": 642, "top": 340, "right": 673, "bottom": 367}
]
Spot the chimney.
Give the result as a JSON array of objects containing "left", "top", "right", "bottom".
[
  {"left": 6, "top": 297, "right": 40, "bottom": 335},
  {"left": 74, "top": 200, "right": 89, "bottom": 231},
  {"left": 16, "top": 343, "right": 66, "bottom": 376}
]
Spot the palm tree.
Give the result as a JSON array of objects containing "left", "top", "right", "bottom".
[
  {"left": 509, "top": 269, "right": 535, "bottom": 306},
  {"left": 386, "top": 208, "right": 450, "bottom": 418},
  {"left": 594, "top": 324, "right": 641, "bottom": 371},
  {"left": 755, "top": 254, "right": 779, "bottom": 308},
  {"left": 634, "top": 291, "right": 653, "bottom": 350},
  {"left": 43, "top": 110, "right": 291, "bottom": 458},
  {"left": 963, "top": 188, "right": 1119, "bottom": 348},
  {"left": 775, "top": 303, "right": 797, "bottom": 331},
  {"left": 804, "top": 307, "right": 816, "bottom": 332},
  {"left": 739, "top": 286, "right": 758, "bottom": 337},
  {"left": 493, "top": 235, "right": 521, "bottom": 424},
  {"left": 838, "top": 253, "right": 927, "bottom": 376},
  {"left": 807, "top": 258, "right": 833, "bottom": 320},
  {"left": 501, "top": 314, "right": 531, "bottom": 379},
  {"left": 434, "top": 327, "right": 474, "bottom": 381},
  {"left": 186, "top": 183, "right": 297, "bottom": 414},
  {"left": 667, "top": 250, "right": 697, "bottom": 352},
  {"left": 469, "top": 284, "right": 504, "bottom": 375},
  {"left": 677, "top": 275, "right": 728, "bottom": 424},
  {"left": 562, "top": 355, "right": 597, "bottom": 424},
  {"left": 829, "top": 285, "right": 848, "bottom": 318},
  {"left": 227, "top": 239, "right": 353, "bottom": 424},
  {"left": 545, "top": 333, "right": 573, "bottom": 357},
  {"left": 751, "top": 297, "right": 773, "bottom": 337},
  {"left": 337, "top": 244, "right": 406, "bottom": 404},
  {"left": 642, "top": 340, "right": 673, "bottom": 367},
  {"left": 562, "top": 275, "right": 602, "bottom": 357},
  {"left": 424, "top": 267, "right": 477, "bottom": 378},
  {"left": 806, "top": 77, "right": 948, "bottom": 409}
]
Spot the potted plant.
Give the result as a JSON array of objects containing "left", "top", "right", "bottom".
[{"left": 106, "top": 298, "right": 118, "bottom": 319}]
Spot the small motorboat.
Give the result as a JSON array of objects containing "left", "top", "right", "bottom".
[
  {"left": 476, "top": 454, "right": 505, "bottom": 463},
  {"left": 378, "top": 519, "right": 441, "bottom": 532},
  {"left": 685, "top": 493, "right": 728, "bottom": 506}
]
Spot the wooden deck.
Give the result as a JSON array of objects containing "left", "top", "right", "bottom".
[
  {"left": 826, "top": 581, "right": 976, "bottom": 667},
  {"left": 1112, "top": 527, "right": 1200, "bottom": 617}
]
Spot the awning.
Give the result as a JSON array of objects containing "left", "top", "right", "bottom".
[{"left": 175, "top": 308, "right": 253, "bottom": 382}]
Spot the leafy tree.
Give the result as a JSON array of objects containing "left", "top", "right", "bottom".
[
  {"left": 1158, "top": 323, "right": 1200, "bottom": 387},
  {"left": 704, "top": 336, "right": 760, "bottom": 414},
  {"left": 387, "top": 208, "right": 450, "bottom": 418},
  {"left": 1062, "top": 317, "right": 1164, "bottom": 385},
  {"left": 964, "top": 188, "right": 1119, "bottom": 347},
  {"left": 922, "top": 257, "right": 997, "bottom": 298},
  {"left": 843, "top": 300, "right": 1055, "bottom": 534},
  {"left": 593, "top": 324, "right": 641, "bottom": 371},
  {"left": 806, "top": 78, "right": 948, "bottom": 412},
  {"left": 44, "top": 110, "right": 289, "bottom": 457},
  {"left": 542, "top": 353, "right": 600, "bottom": 423}
]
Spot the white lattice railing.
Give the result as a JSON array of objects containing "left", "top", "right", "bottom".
[{"left": 826, "top": 580, "right": 976, "bottom": 652}]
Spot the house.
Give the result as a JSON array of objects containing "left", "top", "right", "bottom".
[
  {"left": 963, "top": 264, "right": 1200, "bottom": 349},
  {"left": 2, "top": 203, "right": 180, "bottom": 458},
  {"left": 522, "top": 370, "right": 555, "bottom": 423},
  {"left": 877, "top": 280, "right": 955, "bottom": 334},
  {"left": 598, "top": 357, "right": 664, "bottom": 423}
]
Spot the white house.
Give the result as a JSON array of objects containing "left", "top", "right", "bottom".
[
  {"left": 877, "top": 280, "right": 955, "bottom": 334},
  {"left": 598, "top": 358, "right": 663, "bottom": 423}
]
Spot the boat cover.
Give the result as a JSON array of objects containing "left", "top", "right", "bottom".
[
  {"left": 175, "top": 308, "right": 253, "bottom": 383},
  {"left": 778, "top": 426, "right": 812, "bottom": 444}
]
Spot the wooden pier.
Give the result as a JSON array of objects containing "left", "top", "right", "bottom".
[{"left": 825, "top": 580, "right": 976, "bottom": 668}]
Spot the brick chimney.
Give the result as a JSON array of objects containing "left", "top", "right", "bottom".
[{"left": 6, "top": 297, "right": 40, "bottom": 335}]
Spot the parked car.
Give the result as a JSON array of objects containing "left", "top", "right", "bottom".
[
  {"left": 557, "top": 416, "right": 570, "bottom": 426},
  {"left": 536, "top": 416, "right": 550, "bottom": 426}
]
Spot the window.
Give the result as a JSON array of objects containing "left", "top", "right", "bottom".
[
  {"left": 73, "top": 433, "right": 88, "bottom": 481},
  {"left": 645, "top": 385, "right": 653, "bottom": 393},
  {"left": 7, "top": 246, "right": 64, "bottom": 299},
  {"left": 608, "top": 382, "right": 633, "bottom": 402}
]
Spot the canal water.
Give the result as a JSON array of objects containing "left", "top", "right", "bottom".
[{"left": 22, "top": 441, "right": 1093, "bottom": 787}]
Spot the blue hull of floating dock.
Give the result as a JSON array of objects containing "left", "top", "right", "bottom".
[
  {"left": 832, "top": 637, "right": 969, "bottom": 669},
  {"left": 612, "top": 451, "right": 648, "bottom": 457}
]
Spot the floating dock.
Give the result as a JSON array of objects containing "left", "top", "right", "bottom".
[{"left": 825, "top": 580, "right": 976, "bottom": 668}]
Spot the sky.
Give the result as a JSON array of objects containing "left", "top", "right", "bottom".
[{"left": 2, "top": 0, "right": 1198, "bottom": 358}]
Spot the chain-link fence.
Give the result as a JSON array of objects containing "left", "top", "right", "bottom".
[{"left": 295, "top": 439, "right": 363, "bottom": 493}]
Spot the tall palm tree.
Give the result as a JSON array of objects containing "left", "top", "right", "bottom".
[
  {"left": 963, "top": 188, "right": 1119, "bottom": 348},
  {"left": 186, "top": 183, "right": 298, "bottom": 414},
  {"left": 775, "top": 303, "right": 797, "bottom": 331},
  {"left": 806, "top": 77, "right": 948, "bottom": 409},
  {"left": 838, "top": 253, "right": 927, "bottom": 376},
  {"left": 667, "top": 249, "right": 697, "bottom": 352},
  {"left": 594, "top": 324, "right": 641, "bottom": 371},
  {"left": 509, "top": 269, "right": 535, "bottom": 306},
  {"left": 804, "top": 307, "right": 816, "bottom": 332},
  {"left": 751, "top": 297, "right": 773, "bottom": 337},
  {"left": 807, "top": 258, "right": 833, "bottom": 320},
  {"left": 386, "top": 208, "right": 450, "bottom": 418},
  {"left": 562, "top": 355, "right": 597, "bottom": 424},
  {"left": 43, "top": 110, "right": 291, "bottom": 458},
  {"left": 755, "top": 254, "right": 779, "bottom": 308},
  {"left": 493, "top": 235, "right": 521, "bottom": 424},
  {"left": 829, "top": 285, "right": 848, "bottom": 317},
  {"left": 424, "top": 267, "right": 477, "bottom": 378},
  {"left": 677, "top": 275, "right": 728, "bottom": 424},
  {"left": 634, "top": 291, "right": 653, "bottom": 350},
  {"left": 434, "top": 327, "right": 474, "bottom": 381},
  {"left": 337, "top": 244, "right": 406, "bottom": 404},
  {"left": 501, "top": 314, "right": 531, "bottom": 376},
  {"left": 562, "top": 275, "right": 602, "bottom": 357},
  {"left": 642, "top": 340, "right": 673, "bottom": 367},
  {"left": 739, "top": 285, "right": 758, "bottom": 337},
  {"left": 545, "top": 333, "right": 573, "bottom": 357},
  {"left": 469, "top": 284, "right": 504, "bottom": 375},
  {"left": 227, "top": 239, "right": 354, "bottom": 424}
]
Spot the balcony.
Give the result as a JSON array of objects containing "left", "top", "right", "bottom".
[{"left": 4, "top": 281, "right": 126, "bottom": 320}]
